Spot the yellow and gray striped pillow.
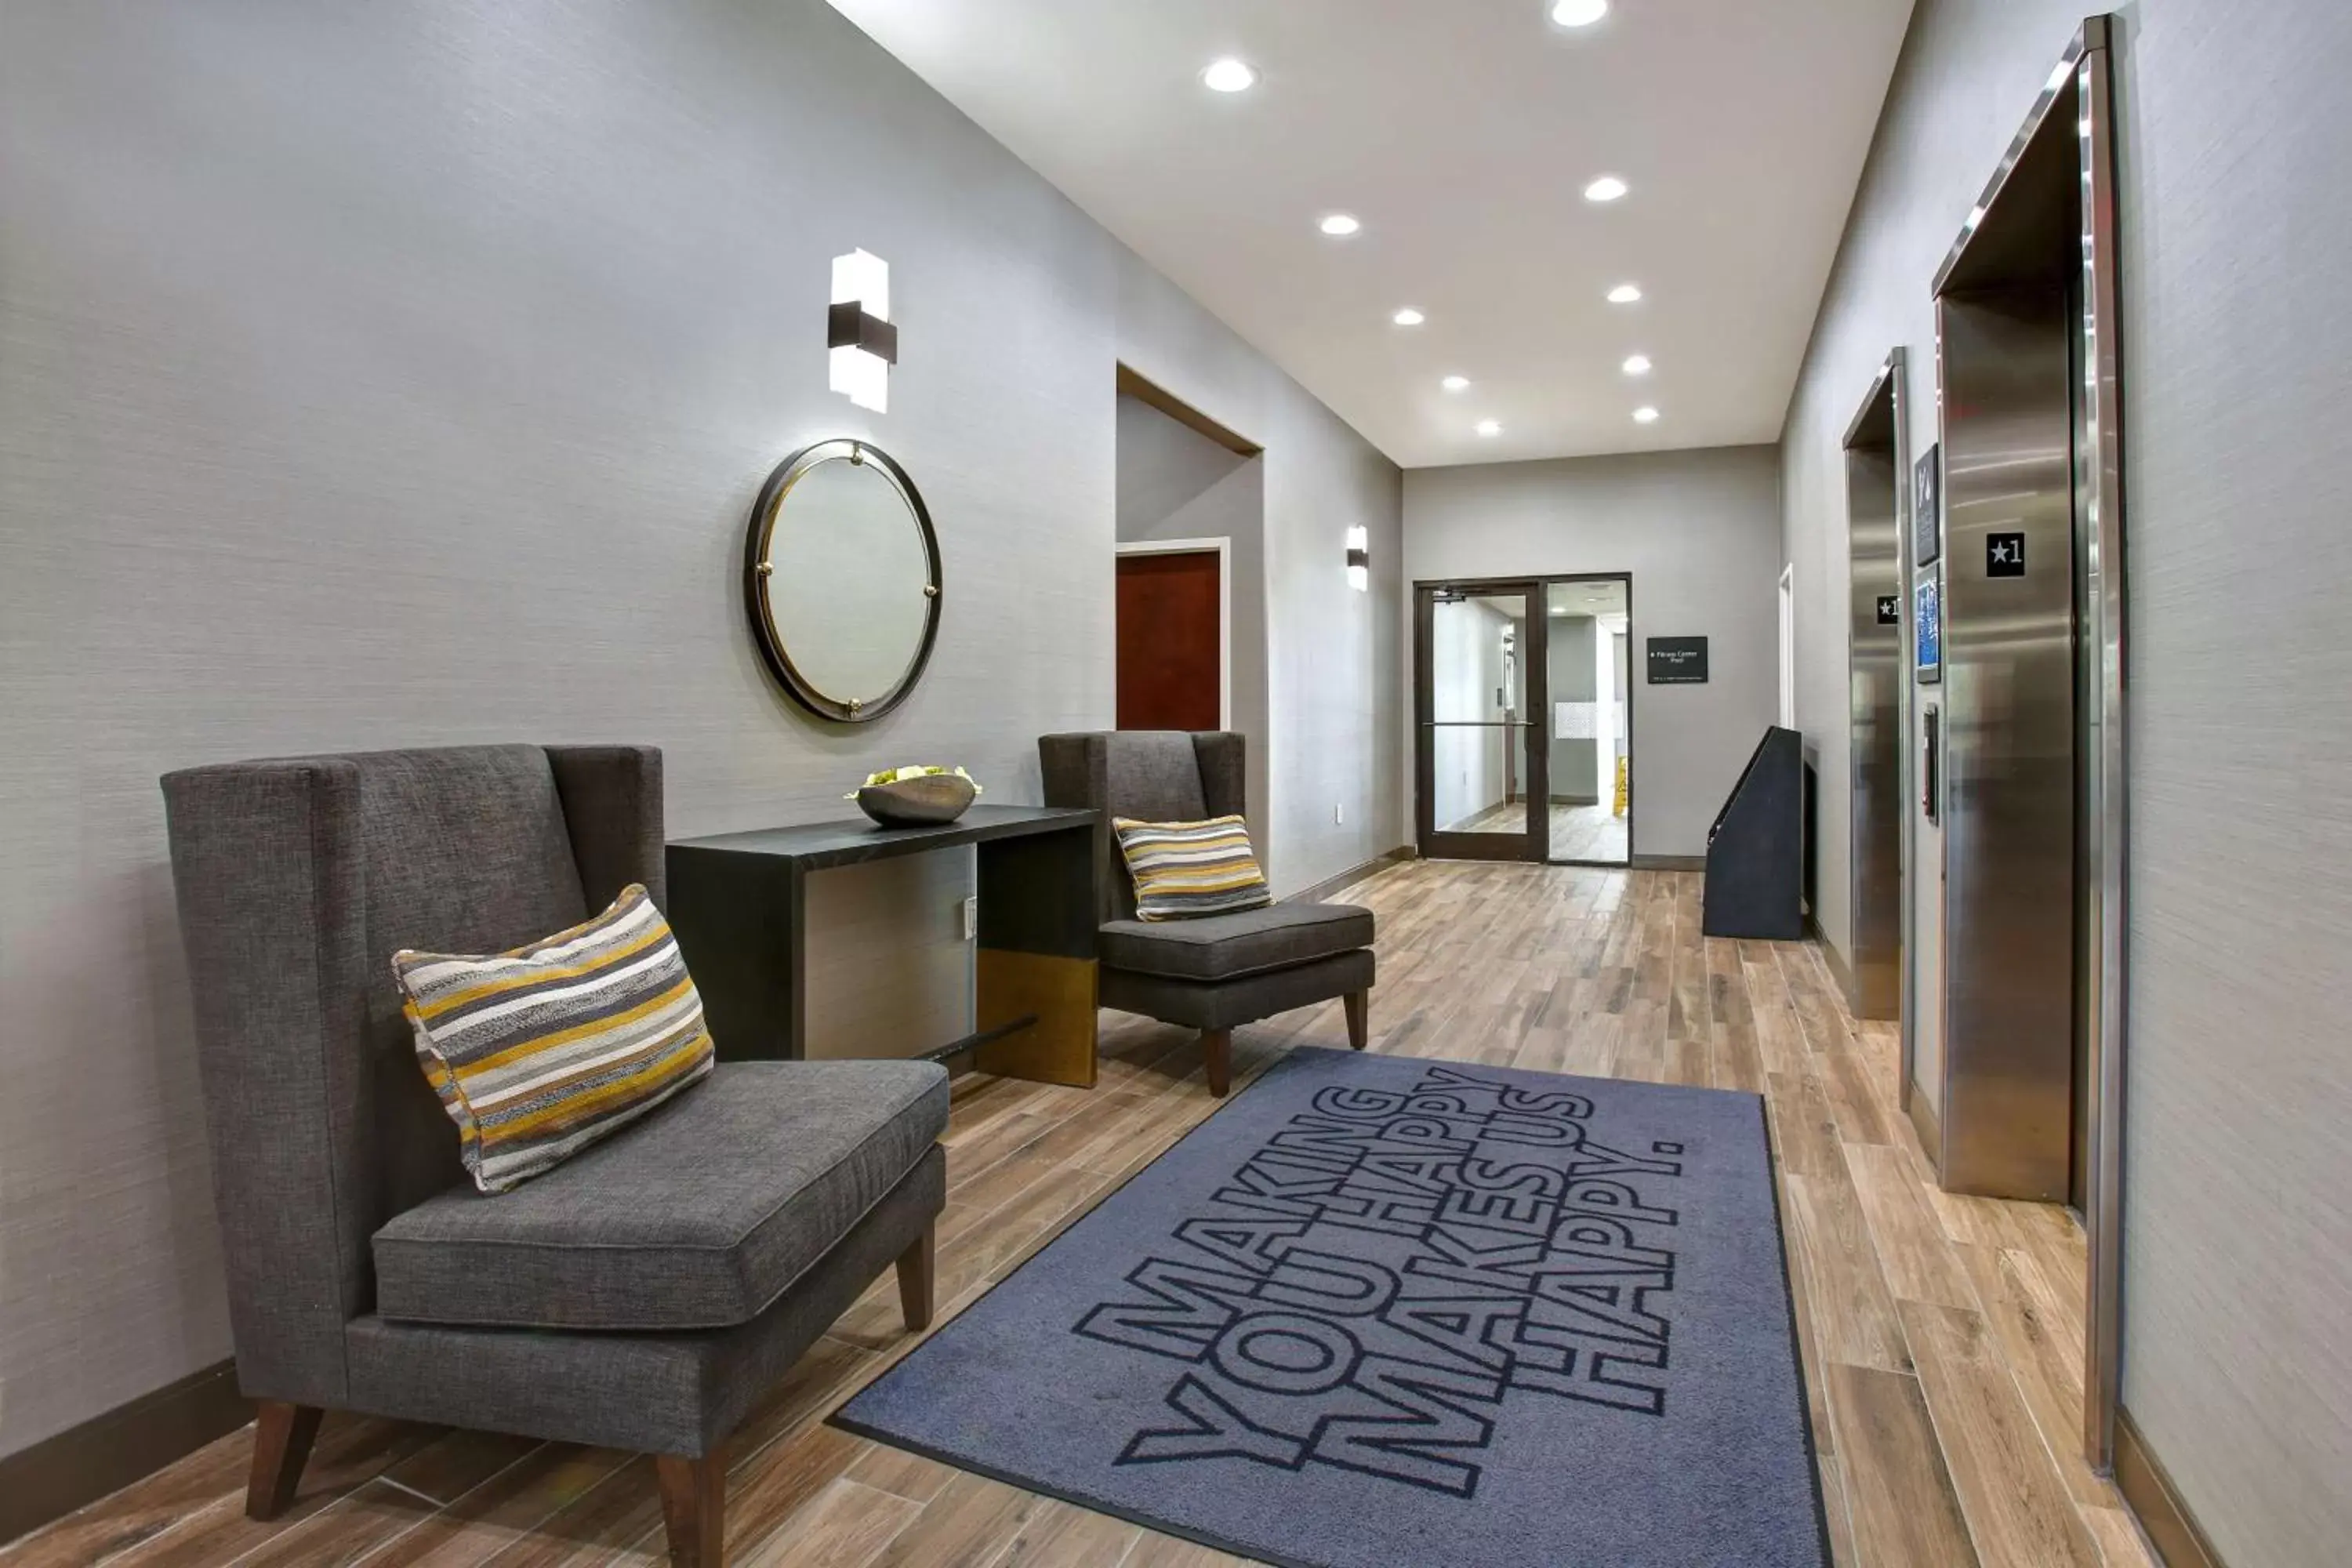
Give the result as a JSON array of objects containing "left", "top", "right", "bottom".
[
  {"left": 392, "top": 884, "right": 715, "bottom": 1193},
  {"left": 1114, "top": 815, "right": 1273, "bottom": 922}
]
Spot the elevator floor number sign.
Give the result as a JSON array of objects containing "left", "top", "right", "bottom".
[{"left": 1987, "top": 532, "right": 2027, "bottom": 576}]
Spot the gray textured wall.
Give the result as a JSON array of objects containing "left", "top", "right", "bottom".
[
  {"left": 1779, "top": 2, "right": 2352, "bottom": 1559},
  {"left": 1113, "top": 393, "right": 1271, "bottom": 850},
  {"left": 0, "top": 0, "right": 1402, "bottom": 1461},
  {"left": 1404, "top": 448, "right": 1782, "bottom": 860}
]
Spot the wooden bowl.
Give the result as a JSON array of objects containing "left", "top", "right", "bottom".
[{"left": 855, "top": 773, "right": 976, "bottom": 827}]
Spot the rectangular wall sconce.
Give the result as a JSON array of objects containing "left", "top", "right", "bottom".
[
  {"left": 1345, "top": 525, "right": 1370, "bottom": 592},
  {"left": 829, "top": 249, "right": 895, "bottom": 413}
]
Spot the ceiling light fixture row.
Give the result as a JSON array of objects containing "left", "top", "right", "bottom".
[{"left": 1226, "top": 4, "right": 1631, "bottom": 448}]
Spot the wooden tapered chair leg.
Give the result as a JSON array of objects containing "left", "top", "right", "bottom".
[
  {"left": 1203, "top": 1028, "right": 1232, "bottom": 1097},
  {"left": 896, "top": 1221, "right": 935, "bottom": 1333},
  {"left": 1344, "top": 989, "right": 1369, "bottom": 1051},
  {"left": 245, "top": 1401, "right": 324, "bottom": 1520},
  {"left": 655, "top": 1451, "right": 726, "bottom": 1568}
]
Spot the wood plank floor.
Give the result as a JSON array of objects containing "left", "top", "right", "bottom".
[
  {"left": 1441, "top": 800, "right": 1630, "bottom": 863},
  {"left": 5, "top": 863, "right": 2157, "bottom": 1568}
]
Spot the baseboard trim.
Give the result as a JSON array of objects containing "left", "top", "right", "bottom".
[
  {"left": 1804, "top": 914, "right": 1860, "bottom": 1007},
  {"left": 2116, "top": 1406, "right": 2227, "bottom": 1568},
  {"left": 1905, "top": 1083, "right": 1943, "bottom": 1175},
  {"left": 1290, "top": 848, "right": 1414, "bottom": 905},
  {"left": 0, "top": 1358, "right": 250, "bottom": 1548},
  {"left": 1629, "top": 854, "right": 1704, "bottom": 872}
]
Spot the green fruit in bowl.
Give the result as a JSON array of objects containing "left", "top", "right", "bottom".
[{"left": 846, "top": 765, "right": 982, "bottom": 799}]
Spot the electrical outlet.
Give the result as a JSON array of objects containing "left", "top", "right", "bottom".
[
  {"left": 1334, "top": 801, "right": 1345, "bottom": 826},
  {"left": 959, "top": 895, "right": 978, "bottom": 942}
]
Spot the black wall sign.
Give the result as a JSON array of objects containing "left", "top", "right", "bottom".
[
  {"left": 1913, "top": 444, "right": 1941, "bottom": 568},
  {"left": 1987, "top": 532, "right": 2026, "bottom": 577},
  {"left": 1875, "top": 594, "right": 1901, "bottom": 626},
  {"left": 1646, "top": 637, "right": 1709, "bottom": 684}
]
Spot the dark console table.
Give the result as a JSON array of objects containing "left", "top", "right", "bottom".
[{"left": 665, "top": 804, "right": 1101, "bottom": 1087}]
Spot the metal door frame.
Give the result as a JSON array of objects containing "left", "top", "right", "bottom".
[
  {"left": 1841, "top": 348, "right": 1914, "bottom": 1054},
  {"left": 1930, "top": 16, "right": 2126, "bottom": 1472},
  {"left": 1413, "top": 578, "right": 1550, "bottom": 862}
]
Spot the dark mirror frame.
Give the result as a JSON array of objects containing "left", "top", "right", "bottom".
[{"left": 742, "top": 437, "right": 943, "bottom": 724}]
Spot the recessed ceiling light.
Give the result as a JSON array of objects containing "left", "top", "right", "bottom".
[
  {"left": 1442, "top": 375, "right": 1471, "bottom": 392},
  {"left": 1622, "top": 354, "right": 1652, "bottom": 375},
  {"left": 1201, "top": 57, "right": 1258, "bottom": 93},
  {"left": 1633, "top": 405, "right": 1661, "bottom": 423},
  {"left": 1319, "top": 213, "right": 1361, "bottom": 238},
  {"left": 1583, "top": 175, "right": 1629, "bottom": 203},
  {"left": 1551, "top": 0, "right": 1610, "bottom": 27},
  {"left": 1392, "top": 307, "right": 1426, "bottom": 327},
  {"left": 1606, "top": 283, "right": 1642, "bottom": 304},
  {"left": 1476, "top": 419, "right": 1503, "bottom": 437}
]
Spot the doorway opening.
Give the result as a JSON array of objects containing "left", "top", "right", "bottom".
[
  {"left": 1542, "top": 577, "right": 1631, "bottom": 866},
  {"left": 1414, "top": 573, "right": 1632, "bottom": 867},
  {"left": 1113, "top": 365, "right": 1261, "bottom": 751}
]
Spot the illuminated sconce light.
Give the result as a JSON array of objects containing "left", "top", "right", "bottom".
[
  {"left": 828, "top": 249, "right": 895, "bottom": 413},
  {"left": 1345, "top": 525, "right": 1370, "bottom": 592}
]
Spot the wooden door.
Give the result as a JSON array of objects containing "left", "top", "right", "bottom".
[{"left": 1116, "top": 550, "right": 1221, "bottom": 731}]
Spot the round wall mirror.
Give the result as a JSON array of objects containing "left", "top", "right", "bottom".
[{"left": 743, "top": 439, "right": 942, "bottom": 723}]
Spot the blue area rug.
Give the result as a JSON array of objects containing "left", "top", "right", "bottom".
[{"left": 833, "top": 1047, "right": 1828, "bottom": 1568}]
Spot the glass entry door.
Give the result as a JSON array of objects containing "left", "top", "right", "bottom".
[{"left": 1415, "top": 582, "right": 1548, "bottom": 861}]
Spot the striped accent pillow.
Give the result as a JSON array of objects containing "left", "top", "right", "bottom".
[
  {"left": 392, "top": 884, "right": 715, "bottom": 1193},
  {"left": 1114, "top": 815, "right": 1274, "bottom": 923}
]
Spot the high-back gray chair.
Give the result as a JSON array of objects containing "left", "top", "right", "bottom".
[
  {"left": 1039, "top": 731, "right": 1373, "bottom": 1094},
  {"left": 162, "top": 745, "right": 947, "bottom": 1567}
]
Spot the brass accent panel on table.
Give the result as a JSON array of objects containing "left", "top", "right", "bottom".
[
  {"left": 975, "top": 951, "right": 1098, "bottom": 1088},
  {"left": 664, "top": 804, "right": 1099, "bottom": 1084}
]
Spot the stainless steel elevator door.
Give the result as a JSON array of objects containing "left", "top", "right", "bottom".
[
  {"left": 1938, "top": 284, "right": 2077, "bottom": 1200},
  {"left": 1846, "top": 440, "right": 1904, "bottom": 1021}
]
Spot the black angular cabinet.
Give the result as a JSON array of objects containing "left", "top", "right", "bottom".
[{"left": 1702, "top": 728, "right": 1806, "bottom": 941}]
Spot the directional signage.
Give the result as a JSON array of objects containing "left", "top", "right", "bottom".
[{"left": 1646, "top": 637, "right": 1709, "bottom": 684}]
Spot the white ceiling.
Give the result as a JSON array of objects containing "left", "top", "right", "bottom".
[{"left": 829, "top": 0, "right": 1914, "bottom": 468}]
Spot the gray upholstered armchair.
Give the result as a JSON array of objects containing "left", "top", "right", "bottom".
[
  {"left": 160, "top": 745, "right": 946, "bottom": 1567},
  {"left": 1039, "top": 731, "right": 1373, "bottom": 1095}
]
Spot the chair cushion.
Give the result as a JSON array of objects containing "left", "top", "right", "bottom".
[
  {"left": 371, "top": 1059, "right": 948, "bottom": 1331},
  {"left": 393, "top": 884, "right": 716, "bottom": 1194},
  {"left": 1098, "top": 900, "right": 1374, "bottom": 982}
]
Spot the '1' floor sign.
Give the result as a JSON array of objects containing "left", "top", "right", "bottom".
[{"left": 1987, "top": 532, "right": 2026, "bottom": 576}]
